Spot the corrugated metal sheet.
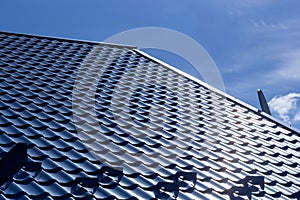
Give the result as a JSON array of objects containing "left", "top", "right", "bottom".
[{"left": 0, "top": 31, "right": 300, "bottom": 199}]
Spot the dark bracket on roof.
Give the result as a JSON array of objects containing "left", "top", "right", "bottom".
[
  {"left": 0, "top": 143, "right": 27, "bottom": 186},
  {"left": 242, "top": 176, "right": 264, "bottom": 190},
  {"left": 228, "top": 186, "right": 252, "bottom": 200},
  {"left": 72, "top": 177, "right": 99, "bottom": 194},
  {"left": 228, "top": 176, "right": 265, "bottom": 200},
  {"left": 257, "top": 89, "right": 271, "bottom": 115},
  {"left": 173, "top": 171, "right": 197, "bottom": 192},
  {"left": 98, "top": 166, "right": 123, "bottom": 188},
  {"left": 154, "top": 182, "right": 179, "bottom": 199},
  {"left": 291, "top": 191, "right": 300, "bottom": 200}
]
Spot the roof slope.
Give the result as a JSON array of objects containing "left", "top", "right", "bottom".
[{"left": 0, "top": 31, "right": 300, "bottom": 199}]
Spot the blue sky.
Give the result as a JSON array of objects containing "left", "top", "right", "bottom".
[{"left": 1, "top": 0, "right": 300, "bottom": 129}]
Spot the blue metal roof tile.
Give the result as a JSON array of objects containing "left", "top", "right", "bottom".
[
  {"left": 28, "top": 146, "right": 47, "bottom": 160},
  {"left": 1, "top": 31, "right": 300, "bottom": 199},
  {"left": 22, "top": 103, "right": 42, "bottom": 113},
  {"left": 93, "top": 187, "right": 116, "bottom": 199},
  {"left": 28, "top": 119, "right": 48, "bottom": 130},
  {"left": 39, "top": 182, "right": 71, "bottom": 199},
  {"left": 1, "top": 108, "right": 19, "bottom": 119},
  {"left": 16, "top": 110, "right": 35, "bottom": 120},
  {"left": 35, "top": 170, "right": 56, "bottom": 185},
  {"left": 52, "top": 139, "right": 73, "bottom": 151},
  {"left": 70, "top": 187, "right": 92, "bottom": 200},
  {"left": 0, "top": 194, "right": 10, "bottom": 200},
  {"left": 127, "top": 187, "right": 155, "bottom": 199},
  {"left": 44, "top": 148, "right": 68, "bottom": 161},
  {"left": 0, "top": 134, "right": 15, "bottom": 147},
  {"left": 0, "top": 182, "right": 26, "bottom": 199},
  {"left": 41, "top": 158, "right": 64, "bottom": 173},
  {"left": 0, "top": 116, "right": 12, "bottom": 127},
  {"left": 16, "top": 181, "right": 47, "bottom": 198},
  {"left": 47, "top": 171, "right": 74, "bottom": 186},
  {"left": 13, "top": 171, "right": 32, "bottom": 185},
  {"left": 130, "top": 175, "right": 156, "bottom": 189},
  {"left": 75, "top": 160, "right": 100, "bottom": 175},
  {"left": 118, "top": 175, "right": 139, "bottom": 189}
]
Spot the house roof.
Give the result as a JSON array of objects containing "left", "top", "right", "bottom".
[{"left": 0, "top": 31, "right": 300, "bottom": 199}]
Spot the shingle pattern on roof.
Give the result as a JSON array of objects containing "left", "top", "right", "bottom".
[{"left": 0, "top": 31, "right": 300, "bottom": 199}]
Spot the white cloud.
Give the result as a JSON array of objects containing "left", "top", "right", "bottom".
[
  {"left": 225, "top": 0, "right": 272, "bottom": 16},
  {"left": 251, "top": 19, "right": 288, "bottom": 32},
  {"left": 227, "top": 17, "right": 300, "bottom": 97},
  {"left": 269, "top": 93, "right": 300, "bottom": 124},
  {"left": 294, "top": 112, "right": 300, "bottom": 121},
  {"left": 273, "top": 50, "right": 300, "bottom": 81}
]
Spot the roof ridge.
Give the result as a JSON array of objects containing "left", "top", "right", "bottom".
[{"left": 0, "top": 30, "right": 137, "bottom": 49}]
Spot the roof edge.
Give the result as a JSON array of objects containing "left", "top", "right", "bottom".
[
  {"left": 134, "top": 49, "right": 300, "bottom": 134},
  {"left": 0, "top": 30, "right": 137, "bottom": 49}
]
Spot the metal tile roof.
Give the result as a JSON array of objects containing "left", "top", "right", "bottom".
[{"left": 0, "top": 31, "right": 300, "bottom": 199}]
